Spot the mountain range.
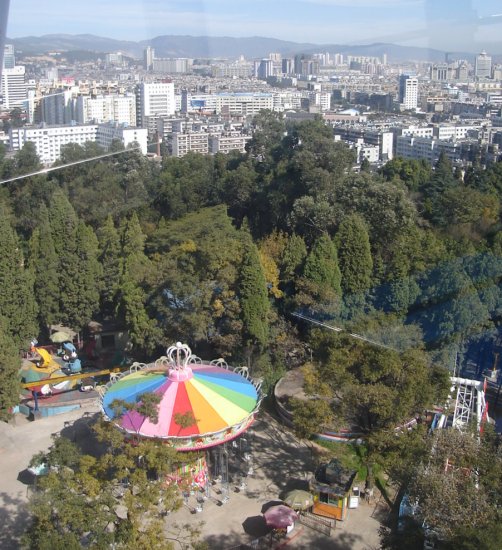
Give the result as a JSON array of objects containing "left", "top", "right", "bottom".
[{"left": 8, "top": 33, "right": 480, "bottom": 63}]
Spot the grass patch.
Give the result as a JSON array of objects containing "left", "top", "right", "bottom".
[
  {"left": 316, "top": 440, "right": 367, "bottom": 481},
  {"left": 316, "top": 439, "right": 387, "bottom": 487}
]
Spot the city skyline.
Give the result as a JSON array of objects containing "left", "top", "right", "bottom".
[{"left": 6, "top": 0, "right": 502, "bottom": 53}]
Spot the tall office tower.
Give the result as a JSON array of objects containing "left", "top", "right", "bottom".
[
  {"left": 282, "top": 58, "right": 293, "bottom": 74},
  {"left": 143, "top": 46, "right": 155, "bottom": 71},
  {"left": 457, "top": 62, "right": 468, "bottom": 80},
  {"left": 3, "top": 44, "right": 14, "bottom": 69},
  {"left": 257, "top": 58, "right": 274, "bottom": 79},
  {"left": 269, "top": 53, "right": 281, "bottom": 62},
  {"left": 135, "top": 81, "right": 175, "bottom": 127},
  {"left": 294, "top": 53, "right": 311, "bottom": 74},
  {"left": 0, "top": 1, "right": 9, "bottom": 84},
  {"left": 475, "top": 50, "right": 492, "bottom": 79},
  {"left": 431, "top": 63, "right": 448, "bottom": 81},
  {"left": 382, "top": 53, "right": 388, "bottom": 65},
  {"left": 1, "top": 65, "right": 27, "bottom": 109},
  {"left": 399, "top": 74, "right": 418, "bottom": 110}
]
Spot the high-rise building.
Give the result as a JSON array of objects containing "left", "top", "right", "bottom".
[
  {"left": 1, "top": 66, "right": 27, "bottom": 109},
  {"left": 457, "top": 62, "right": 469, "bottom": 81},
  {"left": 3, "top": 44, "right": 15, "bottom": 69},
  {"left": 76, "top": 94, "right": 136, "bottom": 126},
  {"left": 0, "top": 2, "right": 9, "bottom": 84},
  {"left": 431, "top": 63, "right": 449, "bottom": 81},
  {"left": 143, "top": 46, "right": 155, "bottom": 71},
  {"left": 257, "top": 59, "right": 274, "bottom": 79},
  {"left": 135, "top": 81, "right": 175, "bottom": 127},
  {"left": 398, "top": 74, "right": 418, "bottom": 110},
  {"left": 40, "top": 89, "right": 74, "bottom": 125},
  {"left": 475, "top": 50, "right": 492, "bottom": 79},
  {"left": 333, "top": 53, "right": 344, "bottom": 66},
  {"left": 282, "top": 58, "right": 293, "bottom": 75},
  {"left": 105, "top": 52, "right": 124, "bottom": 66}
]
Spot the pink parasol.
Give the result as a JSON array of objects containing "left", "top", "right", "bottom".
[{"left": 263, "top": 505, "right": 298, "bottom": 529}]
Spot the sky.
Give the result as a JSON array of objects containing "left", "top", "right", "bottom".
[{"left": 6, "top": 0, "right": 502, "bottom": 51}]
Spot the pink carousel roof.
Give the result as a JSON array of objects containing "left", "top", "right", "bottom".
[{"left": 101, "top": 342, "right": 261, "bottom": 450}]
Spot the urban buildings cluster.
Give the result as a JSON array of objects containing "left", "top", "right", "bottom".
[{"left": 1, "top": 43, "right": 502, "bottom": 167}]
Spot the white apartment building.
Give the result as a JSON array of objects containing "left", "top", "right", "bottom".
[
  {"left": 10, "top": 123, "right": 147, "bottom": 165},
  {"left": 96, "top": 124, "right": 148, "bottom": 154},
  {"left": 396, "top": 135, "right": 460, "bottom": 163},
  {"left": 211, "top": 63, "right": 253, "bottom": 78},
  {"left": 399, "top": 75, "right": 418, "bottom": 110},
  {"left": 400, "top": 126, "right": 434, "bottom": 138},
  {"left": 171, "top": 132, "right": 209, "bottom": 157},
  {"left": 334, "top": 126, "right": 394, "bottom": 160},
  {"left": 136, "top": 82, "right": 175, "bottom": 127},
  {"left": 10, "top": 124, "right": 98, "bottom": 165},
  {"left": 475, "top": 51, "right": 492, "bottom": 79},
  {"left": 76, "top": 94, "right": 136, "bottom": 126},
  {"left": 153, "top": 58, "right": 192, "bottom": 74},
  {"left": 309, "top": 91, "right": 331, "bottom": 111},
  {"left": 1, "top": 66, "right": 27, "bottom": 109},
  {"left": 182, "top": 92, "right": 274, "bottom": 115},
  {"left": 273, "top": 91, "right": 302, "bottom": 111},
  {"left": 209, "top": 133, "right": 251, "bottom": 154},
  {"left": 436, "top": 125, "right": 479, "bottom": 141},
  {"left": 353, "top": 139, "right": 380, "bottom": 163}
]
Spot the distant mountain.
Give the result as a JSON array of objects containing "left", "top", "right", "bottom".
[
  {"left": 142, "top": 35, "right": 317, "bottom": 59},
  {"left": 10, "top": 34, "right": 141, "bottom": 57},
  {"left": 7, "top": 33, "right": 480, "bottom": 63}
]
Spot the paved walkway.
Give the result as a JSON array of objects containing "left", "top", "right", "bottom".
[
  {"left": 0, "top": 405, "right": 386, "bottom": 550},
  {"left": 0, "top": 402, "right": 100, "bottom": 549},
  {"left": 166, "top": 414, "right": 384, "bottom": 550}
]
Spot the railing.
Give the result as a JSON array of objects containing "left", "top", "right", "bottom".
[{"left": 297, "top": 511, "right": 333, "bottom": 536}]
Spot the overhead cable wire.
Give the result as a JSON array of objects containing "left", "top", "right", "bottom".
[
  {"left": 291, "top": 312, "right": 396, "bottom": 351},
  {"left": 0, "top": 143, "right": 152, "bottom": 186}
]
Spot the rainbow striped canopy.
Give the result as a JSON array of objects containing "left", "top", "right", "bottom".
[{"left": 102, "top": 358, "right": 260, "bottom": 449}]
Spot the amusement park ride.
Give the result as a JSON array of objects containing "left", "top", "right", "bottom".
[
  {"left": 100, "top": 342, "right": 263, "bottom": 497},
  {"left": 18, "top": 333, "right": 129, "bottom": 416}
]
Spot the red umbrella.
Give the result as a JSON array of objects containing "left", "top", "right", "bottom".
[{"left": 263, "top": 505, "right": 298, "bottom": 529}]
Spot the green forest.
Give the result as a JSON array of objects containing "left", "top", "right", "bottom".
[{"left": 2, "top": 111, "right": 502, "bottom": 548}]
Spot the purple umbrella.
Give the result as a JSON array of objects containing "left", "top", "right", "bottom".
[{"left": 263, "top": 505, "right": 298, "bottom": 529}]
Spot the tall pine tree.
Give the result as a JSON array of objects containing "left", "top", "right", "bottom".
[
  {"left": 303, "top": 234, "right": 342, "bottom": 295},
  {"left": 117, "top": 213, "right": 159, "bottom": 351},
  {"left": 239, "top": 239, "right": 270, "bottom": 348},
  {"left": 73, "top": 221, "right": 101, "bottom": 328},
  {"left": 335, "top": 214, "right": 373, "bottom": 294},
  {"left": 97, "top": 215, "right": 122, "bottom": 316},
  {"left": 0, "top": 204, "right": 38, "bottom": 345},
  {"left": 0, "top": 316, "right": 22, "bottom": 420},
  {"left": 49, "top": 190, "right": 79, "bottom": 327},
  {"left": 29, "top": 203, "right": 60, "bottom": 330}
]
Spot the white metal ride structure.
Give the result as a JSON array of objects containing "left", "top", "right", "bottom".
[{"left": 435, "top": 377, "right": 489, "bottom": 433}]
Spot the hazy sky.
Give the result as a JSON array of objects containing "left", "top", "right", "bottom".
[{"left": 7, "top": 0, "right": 502, "bottom": 51}]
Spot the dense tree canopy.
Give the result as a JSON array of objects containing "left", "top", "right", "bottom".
[{"left": 2, "top": 110, "right": 502, "bottom": 548}]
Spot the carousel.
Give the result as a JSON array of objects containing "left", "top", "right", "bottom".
[{"left": 101, "top": 342, "right": 262, "bottom": 493}]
